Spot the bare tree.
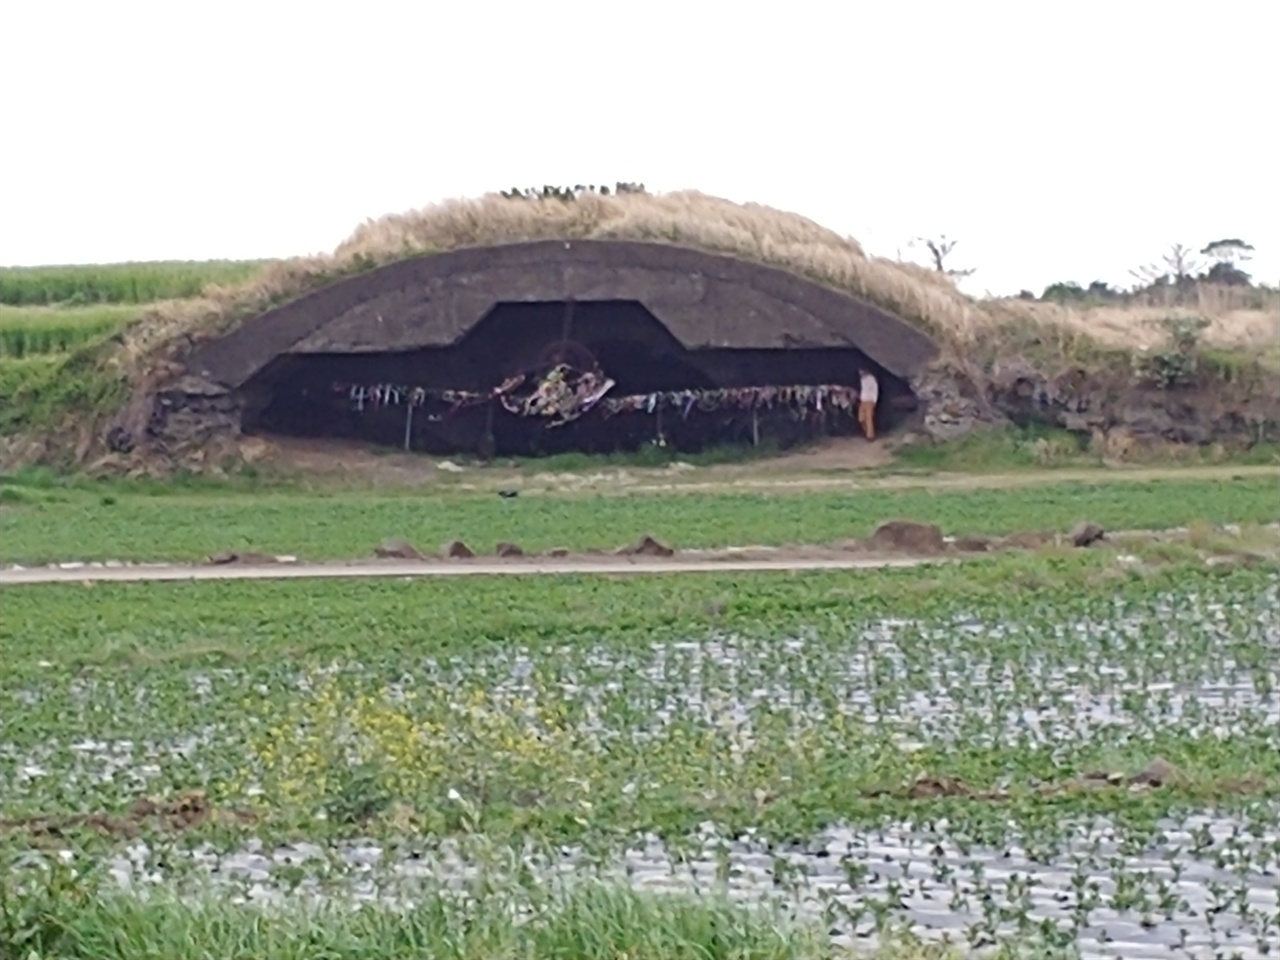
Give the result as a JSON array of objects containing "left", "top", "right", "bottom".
[
  {"left": 1129, "top": 243, "right": 1209, "bottom": 305},
  {"left": 914, "top": 235, "right": 976, "bottom": 279},
  {"left": 1130, "top": 243, "right": 1204, "bottom": 287}
]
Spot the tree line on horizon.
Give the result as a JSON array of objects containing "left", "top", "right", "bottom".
[
  {"left": 1022, "top": 239, "right": 1269, "bottom": 305},
  {"left": 920, "top": 234, "right": 1271, "bottom": 304}
]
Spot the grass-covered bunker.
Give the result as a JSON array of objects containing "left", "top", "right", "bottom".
[
  {"left": 187, "top": 239, "right": 939, "bottom": 457},
  {"left": 11, "top": 188, "right": 1271, "bottom": 473}
]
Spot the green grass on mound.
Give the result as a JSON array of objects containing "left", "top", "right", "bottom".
[
  {"left": 0, "top": 355, "right": 60, "bottom": 401},
  {"left": 0, "top": 472, "right": 1275, "bottom": 564},
  {"left": 0, "top": 345, "right": 129, "bottom": 436},
  {"left": 891, "top": 428, "right": 1280, "bottom": 472}
]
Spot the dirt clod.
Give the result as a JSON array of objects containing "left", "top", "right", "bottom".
[
  {"left": 206, "top": 551, "right": 275, "bottom": 566},
  {"left": 444, "top": 540, "right": 475, "bottom": 559},
  {"left": 496, "top": 541, "right": 524, "bottom": 557},
  {"left": 1070, "top": 521, "right": 1106, "bottom": 547},
  {"left": 951, "top": 535, "right": 993, "bottom": 553},
  {"left": 374, "top": 538, "right": 426, "bottom": 561},
  {"left": 868, "top": 520, "right": 945, "bottom": 554},
  {"left": 1129, "top": 756, "right": 1187, "bottom": 787},
  {"left": 904, "top": 775, "right": 976, "bottom": 799},
  {"left": 1, "top": 789, "right": 255, "bottom": 840},
  {"left": 622, "top": 535, "right": 675, "bottom": 558}
]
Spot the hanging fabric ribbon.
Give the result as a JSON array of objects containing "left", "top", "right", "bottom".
[{"left": 329, "top": 373, "right": 862, "bottom": 425}]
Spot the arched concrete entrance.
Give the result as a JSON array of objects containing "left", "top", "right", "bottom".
[{"left": 186, "top": 240, "right": 940, "bottom": 457}]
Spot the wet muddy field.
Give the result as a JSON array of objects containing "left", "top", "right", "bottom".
[{"left": 2, "top": 566, "right": 1277, "bottom": 957}]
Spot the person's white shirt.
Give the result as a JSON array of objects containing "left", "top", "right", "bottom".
[{"left": 860, "top": 372, "right": 879, "bottom": 404}]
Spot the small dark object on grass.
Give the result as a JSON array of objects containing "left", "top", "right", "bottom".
[
  {"left": 868, "top": 520, "right": 945, "bottom": 554},
  {"left": 207, "top": 551, "right": 275, "bottom": 566},
  {"left": 445, "top": 540, "right": 475, "bottom": 559},
  {"left": 374, "top": 539, "right": 426, "bottom": 561},
  {"left": 1069, "top": 521, "right": 1106, "bottom": 548},
  {"left": 620, "top": 535, "right": 675, "bottom": 558},
  {"left": 1129, "top": 756, "right": 1187, "bottom": 788},
  {"left": 498, "top": 490, "right": 519, "bottom": 499}
]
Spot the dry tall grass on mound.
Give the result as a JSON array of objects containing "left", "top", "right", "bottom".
[
  {"left": 336, "top": 190, "right": 984, "bottom": 343},
  {"left": 1005, "top": 292, "right": 1280, "bottom": 355},
  {"left": 106, "top": 190, "right": 1277, "bottom": 390}
]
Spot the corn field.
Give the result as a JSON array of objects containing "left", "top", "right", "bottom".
[
  {"left": 0, "top": 304, "right": 143, "bottom": 357},
  {"left": 0, "top": 260, "right": 270, "bottom": 306}
]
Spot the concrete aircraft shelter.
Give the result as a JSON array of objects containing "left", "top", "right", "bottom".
[{"left": 185, "top": 239, "right": 940, "bottom": 457}]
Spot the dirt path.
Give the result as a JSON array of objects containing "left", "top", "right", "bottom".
[
  {"left": 6, "top": 521, "right": 1273, "bottom": 588},
  {"left": 621, "top": 463, "right": 1279, "bottom": 495},
  {"left": 242, "top": 434, "right": 897, "bottom": 489},
  {"left": 0, "top": 555, "right": 934, "bottom": 587},
  {"left": 245, "top": 435, "right": 1277, "bottom": 496}
]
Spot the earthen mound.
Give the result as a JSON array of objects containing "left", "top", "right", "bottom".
[{"left": 868, "top": 520, "right": 945, "bottom": 554}]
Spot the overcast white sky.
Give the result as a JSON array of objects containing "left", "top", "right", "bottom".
[{"left": 1, "top": 0, "right": 1277, "bottom": 296}]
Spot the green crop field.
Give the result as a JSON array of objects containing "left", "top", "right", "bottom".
[
  {"left": 0, "top": 259, "right": 270, "bottom": 306},
  {"left": 1, "top": 471, "right": 1277, "bottom": 564},
  {"left": 0, "top": 303, "right": 142, "bottom": 357},
  {"left": 2, "top": 556, "right": 1277, "bottom": 957},
  {"left": 0, "top": 260, "right": 273, "bottom": 360}
]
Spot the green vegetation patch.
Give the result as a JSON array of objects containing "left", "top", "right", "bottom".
[
  {"left": 0, "top": 304, "right": 143, "bottom": 358},
  {"left": 1, "top": 880, "right": 863, "bottom": 960},
  {"left": 0, "top": 342, "right": 129, "bottom": 436},
  {"left": 0, "top": 355, "right": 61, "bottom": 404},
  {"left": 892, "top": 428, "right": 1280, "bottom": 472},
  {"left": 1, "top": 472, "right": 1276, "bottom": 564},
  {"left": 0, "top": 260, "right": 272, "bottom": 306}
]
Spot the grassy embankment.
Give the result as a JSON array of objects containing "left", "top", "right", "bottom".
[
  {"left": 1, "top": 469, "right": 1277, "bottom": 564},
  {"left": 0, "top": 261, "right": 272, "bottom": 437},
  {"left": 2, "top": 554, "right": 1277, "bottom": 957}
]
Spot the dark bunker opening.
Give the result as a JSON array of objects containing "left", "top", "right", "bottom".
[{"left": 242, "top": 300, "right": 916, "bottom": 459}]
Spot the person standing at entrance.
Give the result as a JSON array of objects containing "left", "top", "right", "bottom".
[{"left": 857, "top": 367, "right": 879, "bottom": 441}]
